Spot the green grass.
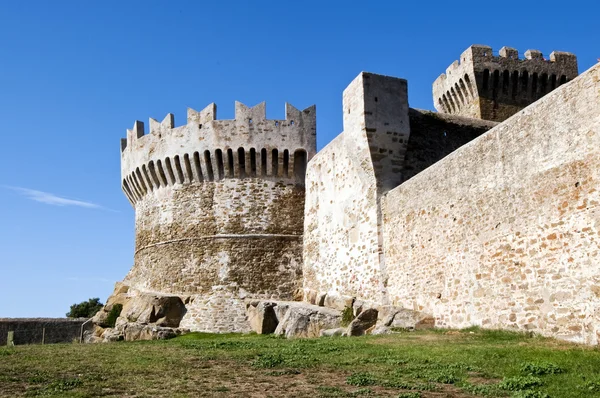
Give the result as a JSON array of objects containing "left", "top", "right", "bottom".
[{"left": 0, "top": 328, "right": 599, "bottom": 397}]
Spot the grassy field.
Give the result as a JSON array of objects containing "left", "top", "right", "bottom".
[{"left": 1, "top": 328, "right": 599, "bottom": 397}]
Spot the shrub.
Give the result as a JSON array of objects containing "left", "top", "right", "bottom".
[
  {"left": 499, "top": 376, "right": 543, "bottom": 391},
  {"left": 520, "top": 362, "right": 564, "bottom": 376},
  {"left": 105, "top": 303, "right": 123, "bottom": 328},
  {"left": 66, "top": 298, "right": 103, "bottom": 318},
  {"left": 341, "top": 306, "right": 355, "bottom": 327}
]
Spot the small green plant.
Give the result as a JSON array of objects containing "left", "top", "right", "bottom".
[
  {"left": 398, "top": 393, "right": 421, "bottom": 398},
  {"left": 346, "top": 372, "right": 377, "bottom": 386},
  {"left": 499, "top": 376, "right": 543, "bottom": 391},
  {"left": 579, "top": 380, "right": 600, "bottom": 392},
  {"left": 106, "top": 303, "right": 123, "bottom": 328},
  {"left": 511, "top": 391, "right": 550, "bottom": 398},
  {"left": 341, "top": 306, "right": 355, "bottom": 327},
  {"left": 520, "top": 362, "right": 564, "bottom": 376},
  {"left": 425, "top": 370, "right": 460, "bottom": 384},
  {"left": 460, "top": 382, "right": 503, "bottom": 397},
  {"left": 252, "top": 353, "right": 286, "bottom": 368}
]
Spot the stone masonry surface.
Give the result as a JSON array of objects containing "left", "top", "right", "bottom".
[
  {"left": 105, "top": 44, "right": 600, "bottom": 344},
  {"left": 433, "top": 45, "right": 578, "bottom": 122},
  {"left": 117, "top": 102, "right": 316, "bottom": 332},
  {"left": 0, "top": 318, "right": 89, "bottom": 345},
  {"left": 383, "top": 62, "right": 600, "bottom": 344}
]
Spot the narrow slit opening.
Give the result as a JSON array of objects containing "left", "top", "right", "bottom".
[
  {"left": 193, "top": 152, "right": 203, "bottom": 182},
  {"left": 521, "top": 70, "right": 529, "bottom": 93},
  {"left": 250, "top": 148, "right": 257, "bottom": 177},
  {"left": 511, "top": 71, "right": 519, "bottom": 99},
  {"left": 215, "top": 149, "right": 225, "bottom": 180},
  {"left": 148, "top": 161, "right": 161, "bottom": 187},
  {"left": 173, "top": 155, "right": 185, "bottom": 184},
  {"left": 141, "top": 165, "right": 153, "bottom": 191},
  {"left": 283, "top": 149, "right": 289, "bottom": 177},
  {"left": 559, "top": 75, "right": 567, "bottom": 85},
  {"left": 135, "top": 168, "right": 147, "bottom": 194},
  {"left": 540, "top": 73, "right": 548, "bottom": 94},
  {"left": 204, "top": 151, "right": 214, "bottom": 181},
  {"left": 156, "top": 160, "right": 168, "bottom": 186},
  {"left": 227, "top": 149, "right": 234, "bottom": 178},
  {"left": 532, "top": 73, "right": 538, "bottom": 97},
  {"left": 183, "top": 154, "right": 193, "bottom": 182},
  {"left": 294, "top": 149, "right": 307, "bottom": 184},
  {"left": 165, "top": 157, "right": 176, "bottom": 185},
  {"left": 272, "top": 148, "right": 279, "bottom": 176},
  {"left": 550, "top": 74, "right": 557, "bottom": 90},
  {"left": 261, "top": 148, "right": 267, "bottom": 176},
  {"left": 238, "top": 147, "right": 246, "bottom": 178}
]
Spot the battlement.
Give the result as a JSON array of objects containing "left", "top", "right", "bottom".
[
  {"left": 433, "top": 45, "right": 578, "bottom": 121},
  {"left": 120, "top": 102, "right": 316, "bottom": 205}
]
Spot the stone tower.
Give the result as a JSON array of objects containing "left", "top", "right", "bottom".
[
  {"left": 119, "top": 102, "right": 316, "bottom": 332},
  {"left": 433, "top": 45, "right": 578, "bottom": 122}
]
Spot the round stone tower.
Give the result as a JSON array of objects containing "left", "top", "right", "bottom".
[{"left": 119, "top": 101, "right": 316, "bottom": 332}]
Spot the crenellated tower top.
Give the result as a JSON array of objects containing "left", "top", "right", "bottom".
[
  {"left": 433, "top": 44, "right": 578, "bottom": 122},
  {"left": 120, "top": 102, "right": 316, "bottom": 205}
]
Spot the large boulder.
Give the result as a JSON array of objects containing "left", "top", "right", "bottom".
[
  {"left": 121, "top": 322, "right": 185, "bottom": 341},
  {"left": 92, "top": 282, "right": 131, "bottom": 328},
  {"left": 274, "top": 302, "right": 341, "bottom": 338},
  {"left": 348, "top": 308, "right": 379, "bottom": 336},
  {"left": 246, "top": 301, "right": 278, "bottom": 334},
  {"left": 245, "top": 300, "right": 342, "bottom": 338},
  {"left": 377, "top": 306, "right": 435, "bottom": 330},
  {"left": 121, "top": 294, "right": 186, "bottom": 328}
]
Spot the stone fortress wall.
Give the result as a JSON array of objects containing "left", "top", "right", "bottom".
[
  {"left": 305, "top": 55, "right": 599, "bottom": 343},
  {"left": 0, "top": 318, "right": 90, "bottom": 345},
  {"left": 101, "top": 44, "right": 599, "bottom": 344},
  {"left": 119, "top": 102, "right": 316, "bottom": 332},
  {"left": 433, "top": 45, "right": 578, "bottom": 122},
  {"left": 383, "top": 63, "right": 600, "bottom": 344},
  {"left": 303, "top": 73, "right": 497, "bottom": 308}
]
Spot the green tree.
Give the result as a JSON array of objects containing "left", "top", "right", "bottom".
[{"left": 66, "top": 297, "right": 104, "bottom": 318}]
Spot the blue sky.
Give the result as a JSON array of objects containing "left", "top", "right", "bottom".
[{"left": 0, "top": 1, "right": 597, "bottom": 317}]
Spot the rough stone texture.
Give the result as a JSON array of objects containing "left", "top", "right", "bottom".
[
  {"left": 272, "top": 301, "right": 342, "bottom": 338},
  {"left": 113, "top": 102, "right": 316, "bottom": 334},
  {"left": 320, "top": 327, "right": 346, "bottom": 337},
  {"left": 403, "top": 109, "right": 497, "bottom": 182},
  {"left": 244, "top": 300, "right": 342, "bottom": 338},
  {"left": 347, "top": 308, "right": 379, "bottom": 336},
  {"left": 304, "top": 78, "right": 496, "bottom": 309},
  {"left": 121, "top": 293, "right": 185, "bottom": 327},
  {"left": 303, "top": 73, "right": 410, "bottom": 307},
  {"left": 433, "top": 45, "right": 578, "bottom": 122},
  {"left": 377, "top": 305, "right": 435, "bottom": 330},
  {"left": 383, "top": 63, "right": 600, "bottom": 344},
  {"left": 0, "top": 318, "right": 91, "bottom": 345},
  {"left": 119, "top": 322, "right": 184, "bottom": 342},
  {"left": 92, "top": 282, "right": 131, "bottom": 328},
  {"left": 246, "top": 300, "right": 278, "bottom": 334}
]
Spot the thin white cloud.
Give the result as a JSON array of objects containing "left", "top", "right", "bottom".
[{"left": 4, "top": 186, "right": 116, "bottom": 211}]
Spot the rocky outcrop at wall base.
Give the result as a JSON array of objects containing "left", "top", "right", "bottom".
[
  {"left": 246, "top": 300, "right": 434, "bottom": 338},
  {"left": 246, "top": 300, "right": 342, "bottom": 338},
  {"left": 90, "top": 283, "right": 189, "bottom": 343}
]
